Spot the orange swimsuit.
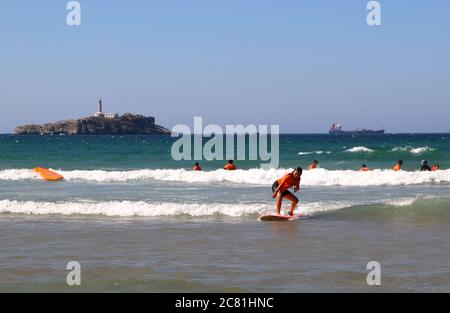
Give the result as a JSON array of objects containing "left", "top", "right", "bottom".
[
  {"left": 277, "top": 173, "right": 300, "bottom": 193},
  {"left": 393, "top": 164, "right": 402, "bottom": 171},
  {"left": 224, "top": 163, "right": 237, "bottom": 171}
]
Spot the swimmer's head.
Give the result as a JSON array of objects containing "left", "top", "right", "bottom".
[{"left": 294, "top": 167, "right": 303, "bottom": 177}]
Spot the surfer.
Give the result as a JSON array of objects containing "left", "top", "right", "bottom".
[
  {"left": 420, "top": 160, "right": 431, "bottom": 171},
  {"left": 224, "top": 160, "right": 237, "bottom": 171},
  {"left": 193, "top": 162, "right": 202, "bottom": 171},
  {"left": 393, "top": 160, "right": 403, "bottom": 171},
  {"left": 359, "top": 164, "right": 369, "bottom": 171},
  {"left": 308, "top": 160, "right": 318, "bottom": 169},
  {"left": 432, "top": 164, "right": 440, "bottom": 171},
  {"left": 272, "top": 167, "right": 302, "bottom": 216}
]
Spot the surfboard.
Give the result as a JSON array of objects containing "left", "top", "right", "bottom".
[
  {"left": 34, "top": 167, "right": 64, "bottom": 181},
  {"left": 258, "top": 213, "right": 303, "bottom": 222}
]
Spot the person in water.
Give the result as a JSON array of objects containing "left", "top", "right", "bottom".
[
  {"left": 308, "top": 160, "right": 319, "bottom": 170},
  {"left": 272, "top": 167, "right": 302, "bottom": 216},
  {"left": 432, "top": 164, "right": 440, "bottom": 171},
  {"left": 393, "top": 160, "right": 403, "bottom": 171},
  {"left": 360, "top": 164, "right": 369, "bottom": 171},
  {"left": 420, "top": 160, "right": 431, "bottom": 171},
  {"left": 193, "top": 162, "right": 202, "bottom": 171},
  {"left": 224, "top": 160, "right": 237, "bottom": 171}
]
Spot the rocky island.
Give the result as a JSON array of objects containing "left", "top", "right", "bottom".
[{"left": 15, "top": 99, "right": 171, "bottom": 135}]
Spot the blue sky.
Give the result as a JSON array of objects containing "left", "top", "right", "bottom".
[{"left": 1, "top": 0, "right": 449, "bottom": 133}]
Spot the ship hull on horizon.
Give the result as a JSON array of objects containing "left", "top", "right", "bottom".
[{"left": 329, "top": 130, "right": 385, "bottom": 136}]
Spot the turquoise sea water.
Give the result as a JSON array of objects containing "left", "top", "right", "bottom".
[
  {"left": 1, "top": 134, "right": 449, "bottom": 170},
  {"left": 1, "top": 134, "right": 450, "bottom": 292}
]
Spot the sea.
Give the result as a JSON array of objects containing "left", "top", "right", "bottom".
[{"left": 1, "top": 133, "right": 449, "bottom": 292}]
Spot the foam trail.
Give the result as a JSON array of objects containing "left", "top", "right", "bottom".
[{"left": 1, "top": 168, "right": 450, "bottom": 186}]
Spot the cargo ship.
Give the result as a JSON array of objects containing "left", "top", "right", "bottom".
[{"left": 329, "top": 123, "right": 385, "bottom": 135}]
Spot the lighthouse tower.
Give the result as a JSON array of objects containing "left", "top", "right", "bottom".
[{"left": 94, "top": 98, "right": 104, "bottom": 117}]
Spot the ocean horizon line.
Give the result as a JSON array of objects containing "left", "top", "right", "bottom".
[{"left": 1, "top": 132, "right": 450, "bottom": 136}]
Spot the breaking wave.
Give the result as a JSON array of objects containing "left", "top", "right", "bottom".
[
  {"left": 325, "top": 197, "right": 450, "bottom": 219},
  {"left": 1, "top": 168, "right": 450, "bottom": 186},
  {"left": 1, "top": 197, "right": 448, "bottom": 218},
  {"left": 298, "top": 151, "right": 331, "bottom": 155},
  {"left": 0, "top": 199, "right": 350, "bottom": 217},
  {"left": 344, "top": 146, "right": 374, "bottom": 153},
  {"left": 391, "top": 146, "right": 435, "bottom": 154}
]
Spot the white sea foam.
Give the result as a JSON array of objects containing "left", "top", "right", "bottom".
[
  {"left": 298, "top": 151, "right": 331, "bottom": 155},
  {"left": 302, "top": 169, "right": 450, "bottom": 186},
  {"left": 344, "top": 146, "right": 374, "bottom": 153},
  {"left": 300, "top": 201, "right": 354, "bottom": 215},
  {"left": 385, "top": 197, "right": 418, "bottom": 207},
  {"left": 0, "top": 199, "right": 350, "bottom": 217},
  {"left": 0, "top": 169, "right": 40, "bottom": 181},
  {"left": 0, "top": 200, "right": 263, "bottom": 217},
  {"left": 1, "top": 168, "right": 450, "bottom": 186},
  {"left": 385, "top": 195, "right": 441, "bottom": 207},
  {"left": 392, "top": 146, "right": 435, "bottom": 154},
  {"left": 410, "top": 147, "right": 434, "bottom": 154},
  {"left": 392, "top": 146, "right": 409, "bottom": 152}
]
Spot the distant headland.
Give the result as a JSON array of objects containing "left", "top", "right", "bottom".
[{"left": 15, "top": 99, "right": 171, "bottom": 135}]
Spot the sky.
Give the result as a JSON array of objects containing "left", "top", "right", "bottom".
[{"left": 0, "top": 0, "right": 449, "bottom": 133}]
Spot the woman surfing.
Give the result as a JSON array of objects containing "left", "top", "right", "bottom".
[{"left": 271, "top": 167, "right": 302, "bottom": 216}]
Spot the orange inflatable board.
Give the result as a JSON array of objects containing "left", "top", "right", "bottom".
[{"left": 34, "top": 167, "right": 64, "bottom": 181}]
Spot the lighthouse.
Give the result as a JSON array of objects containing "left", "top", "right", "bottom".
[
  {"left": 94, "top": 98, "right": 118, "bottom": 119},
  {"left": 97, "top": 98, "right": 103, "bottom": 114},
  {"left": 95, "top": 98, "right": 104, "bottom": 117}
]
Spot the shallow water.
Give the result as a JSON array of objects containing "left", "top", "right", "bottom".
[{"left": 1, "top": 212, "right": 450, "bottom": 292}]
